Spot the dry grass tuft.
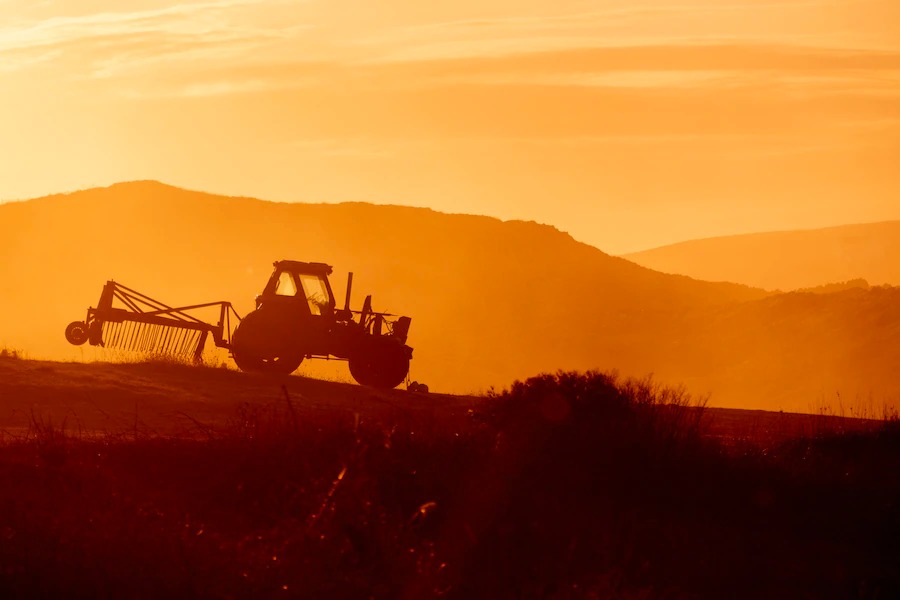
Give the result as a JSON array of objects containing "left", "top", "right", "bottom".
[{"left": 0, "top": 347, "right": 23, "bottom": 360}]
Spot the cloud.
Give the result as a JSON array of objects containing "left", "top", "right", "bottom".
[
  {"left": 0, "top": 1, "right": 261, "bottom": 47},
  {"left": 0, "top": 0, "right": 307, "bottom": 75},
  {"left": 113, "top": 42, "right": 899, "bottom": 102},
  {"left": 349, "top": 0, "right": 889, "bottom": 62},
  {"left": 3, "top": 0, "right": 897, "bottom": 78},
  {"left": 118, "top": 59, "right": 897, "bottom": 148},
  {"left": 1, "top": 2, "right": 896, "bottom": 150}
]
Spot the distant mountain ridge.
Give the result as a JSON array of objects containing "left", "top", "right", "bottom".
[
  {"left": 623, "top": 221, "right": 900, "bottom": 290},
  {"left": 2, "top": 181, "right": 899, "bottom": 412}
]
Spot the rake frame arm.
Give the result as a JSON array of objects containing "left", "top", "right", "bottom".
[{"left": 81, "top": 281, "right": 242, "bottom": 359}]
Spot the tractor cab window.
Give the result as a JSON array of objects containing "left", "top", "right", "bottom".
[
  {"left": 298, "top": 274, "right": 331, "bottom": 316},
  {"left": 274, "top": 271, "right": 298, "bottom": 296}
]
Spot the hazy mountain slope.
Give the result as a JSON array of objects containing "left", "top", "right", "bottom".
[
  {"left": 623, "top": 222, "right": 900, "bottom": 290},
  {"left": 1, "top": 181, "right": 898, "bottom": 411}
]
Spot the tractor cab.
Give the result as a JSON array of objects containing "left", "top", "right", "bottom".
[{"left": 257, "top": 261, "right": 336, "bottom": 318}]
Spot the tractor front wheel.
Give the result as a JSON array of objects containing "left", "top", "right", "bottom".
[{"left": 349, "top": 343, "right": 410, "bottom": 389}]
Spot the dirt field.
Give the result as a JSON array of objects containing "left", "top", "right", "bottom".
[
  {"left": 0, "top": 356, "right": 878, "bottom": 446},
  {"left": 0, "top": 357, "right": 477, "bottom": 440}
]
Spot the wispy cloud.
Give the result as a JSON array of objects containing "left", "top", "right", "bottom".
[
  {"left": 0, "top": 0, "right": 308, "bottom": 76},
  {"left": 107, "top": 42, "right": 899, "bottom": 103},
  {"left": 3, "top": 0, "right": 897, "bottom": 78},
  {"left": 0, "top": 1, "right": 265, "bottom": 47},
  {"left": 1, "top": 4, "right": 897, "bottom": 152},
  {"left": 350, "top": 0, "right": 893, "bottom": 62}
]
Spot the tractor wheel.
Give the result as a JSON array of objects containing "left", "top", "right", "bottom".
[
  {"left": 348, "top": 354, "right": 377, "bottom": 387},
  {"left": 65, "top": 321, "right": 90, "bottom": 346},
  {"left": 231, "top": 310, "right": 304, "bottom": 375},
  {"left": 349, "top": 343, "right": 410, "bottom": 389}
]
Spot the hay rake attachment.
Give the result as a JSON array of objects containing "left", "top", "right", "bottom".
[{"left": 65, "top": 281, "right": 241, "bottom": 362}]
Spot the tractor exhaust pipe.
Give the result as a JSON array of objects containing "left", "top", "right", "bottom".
[{"left": 344, "top": 272, "right": 353, "bottom": 312}]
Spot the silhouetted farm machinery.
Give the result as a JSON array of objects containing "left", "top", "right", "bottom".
[{"left": 65, "top": 261, "right": 416, "bottom": 389}]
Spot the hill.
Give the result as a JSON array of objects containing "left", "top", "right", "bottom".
[
  {"left": 623, "top": 221, "right": 900, "bottom": 290},
  {"left": 2, "top": 181, "right": 899, "bottom": 411}
]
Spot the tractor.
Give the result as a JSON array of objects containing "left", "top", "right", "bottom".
[
  {"left": 231, "top": 261, "right": 413, "bottom": 388},
  {"left": 64, "top": 260, "right": 414, "bottom": 389}
]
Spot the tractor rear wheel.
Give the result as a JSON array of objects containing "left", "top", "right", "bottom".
[
  {"left": 231, "top": 310, "right": 304, "bottom": 375},
  {"left": 349, "top": 343, "right": 410, "bottom": 389}
]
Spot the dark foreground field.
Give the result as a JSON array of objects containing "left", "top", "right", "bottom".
[{"left": 0, "top": 356, "right": 898, "bottom": 598}]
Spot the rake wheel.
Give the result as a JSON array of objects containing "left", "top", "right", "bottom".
[{"left": 65, "top": 321, "right": 90, "bottom": 346}]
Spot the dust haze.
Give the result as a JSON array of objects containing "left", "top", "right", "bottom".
[{"left": 2, "top": 181, "right": 899, "bottom": 412}]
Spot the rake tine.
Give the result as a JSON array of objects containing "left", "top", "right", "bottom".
[
  {"left": 178, "top": 330, "right": 189, "bottom": 356},
  {"left": 171, "top": 329, "right": 180, "bottom": 355},
  {"left": 132, "top": 322, "right": 142, "bottom": 352},
  {"left": 163, "top": 327, "right": 173, "bottom": 354},
  {"left": 137, "top": 323, "right": 149, "bottom": 352},
  {"left": 152, "top": 325, "right": 162, "bottom": 353},
  {"left": 175, "top": 331, "right": 184, "bottom": 357},
  {"left": 192, "top": 331, "right": 202, "bottom": 359},
  {"left": 182, "top": 330, "right": 191, "bottom": 355},
  {"left": 185, "top": 331, "right": 195, "bottom": 358},
  {"left": 194, "top": 331, "right": 208, "bottom": 363},
  {"left": 123, "top": 321, "right": 134, "bottom": 350}
]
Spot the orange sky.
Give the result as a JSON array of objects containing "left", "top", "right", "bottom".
[{"left": 1, "top": 0, "right": 898, "bottom": 253}]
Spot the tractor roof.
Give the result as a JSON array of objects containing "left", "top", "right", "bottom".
[{"left": 273, "top": 260, "right": 334, "bottom": 275}]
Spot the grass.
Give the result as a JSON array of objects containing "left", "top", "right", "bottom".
[
  {"left": 0, "top": 347, "right": 23, "bottom": 360},
  {"left": 0, "top": 370, "right": 897, "bottom": 598},
  {"left": 97, "top": 347, "right": 235, "bottom": 369},
  {"left": 813, "top": 391, "right": 900, "bottom": 424}
]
